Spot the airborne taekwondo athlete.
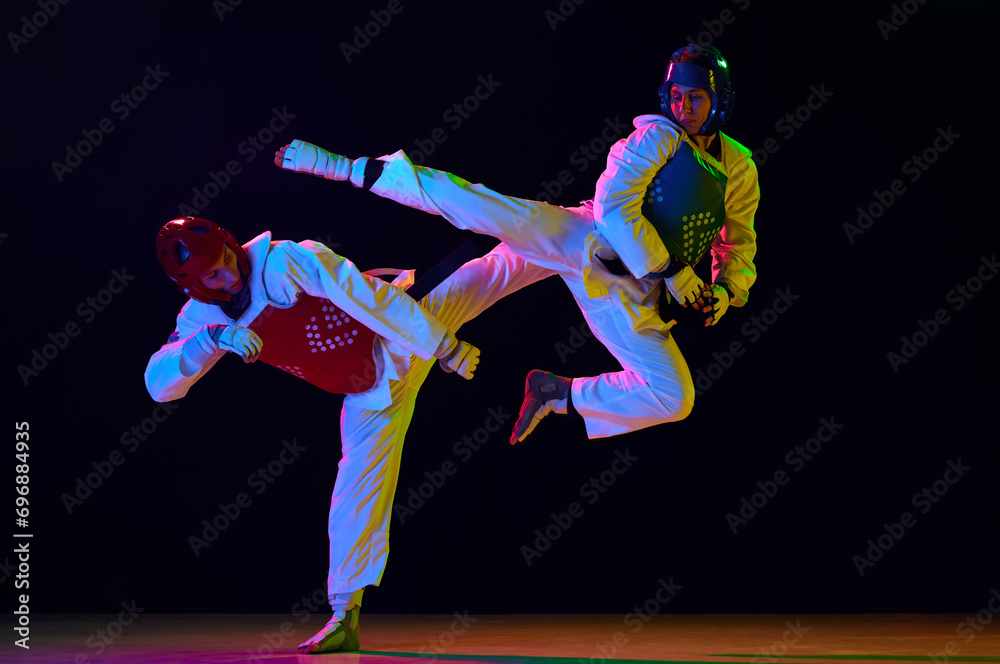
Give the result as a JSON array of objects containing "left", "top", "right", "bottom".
[{"left": 275, "top": 43, "right": 759, "bottom": 447}]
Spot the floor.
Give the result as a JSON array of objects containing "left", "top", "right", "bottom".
[{"left": 4, "top": 613, "right": 999, "bottom": 662}]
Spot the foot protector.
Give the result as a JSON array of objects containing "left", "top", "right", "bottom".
[
  {"left": 298, "top": 607, "right": 360, "bottom": 654},
  {"left": 510, "top": 370, "right": 571, "bottom": 445}
]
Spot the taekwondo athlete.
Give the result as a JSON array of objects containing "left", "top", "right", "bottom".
[
  {"left": 145, "top": 216, "right": 549, "bottom": 652},
  {"left": 275, "top": 44, "right": 758, "bottom": 448}
]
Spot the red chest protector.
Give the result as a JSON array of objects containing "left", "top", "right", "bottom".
[{"left": 247, "top": 295, "right": 379, "bottom": 394}]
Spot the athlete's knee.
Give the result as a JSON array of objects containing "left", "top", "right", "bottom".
[
  {"left": 650, "top": 375, "right": 695, "bottom": 423},
  {"left": 674, "top": 383, "right": 695, "bottom": 421}
]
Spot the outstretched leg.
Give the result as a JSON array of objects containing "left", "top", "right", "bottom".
[
  {"left": 277, "top": 141, "right": 593, "bottom": 276},
  {"left": 369, "top": 155, "right": 697, "bottom": 440},
  {"left": 277, "top": 141, "right": 695, "bottom": 441}
]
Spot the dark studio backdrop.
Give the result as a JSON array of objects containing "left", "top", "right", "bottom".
[{"left": 4, "top": 0, "right": 997, "bottom": 618}]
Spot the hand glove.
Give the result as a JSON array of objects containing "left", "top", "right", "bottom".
[
  {"left": 694, "top": 283, "right": 731, "bottom": 327},
  {"left": 435, "top": 334, "right": 481, "bottom": 380},
  {"left": 274, "top": 139, "right": 353, "bottom": 181},
  {"left": 662, "top": 264, "right": 706, "bottom": 307},
  {"left": 213, "top": 325, "right": 263, "bottom": 363}
]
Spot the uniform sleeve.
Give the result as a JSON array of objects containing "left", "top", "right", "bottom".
[
  {"left": 144, "top": 301, "right": 227, "bottom": 402},
  {"left": 262, "top": 241, "right": 448, "bottom": 360},
  {"left": 593, "top": 117, "right": 684, "bottom": 280},
  {"left": 711, "top": 150, "right": 759, "bottom": 307}
]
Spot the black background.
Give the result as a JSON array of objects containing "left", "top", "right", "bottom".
[{"left": 4, "top": 0, "right": 997, "bottom": 617}]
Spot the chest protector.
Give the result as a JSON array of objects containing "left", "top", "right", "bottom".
[
  {"left": 247, "top": 295, "right": 379, "bottom": 394},
  {"left": 641, "top": 141, "right": 728, "bottom": 266}
]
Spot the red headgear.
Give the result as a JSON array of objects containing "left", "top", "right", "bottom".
[{"left": 155, "top": 217, "right": 250, "bottom": 304}]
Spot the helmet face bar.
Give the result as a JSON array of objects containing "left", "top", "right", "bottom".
[
  {"left": 659, "top": 44, "right": 734, "bottom": 136},
  {"left": 156, "top": 217, "right": 250, "bottom": 304}
]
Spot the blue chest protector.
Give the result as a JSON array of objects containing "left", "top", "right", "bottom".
[{"left": 641, "top": 141, "right": 728, "bottom": 266}]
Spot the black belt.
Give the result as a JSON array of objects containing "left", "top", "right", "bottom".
[{"left": 406, "top": 240, "right": 481, "bottom": 301}]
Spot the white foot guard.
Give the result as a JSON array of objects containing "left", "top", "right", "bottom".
[{"left": 297, "top": 606, "right": 360, "bottom": 654}]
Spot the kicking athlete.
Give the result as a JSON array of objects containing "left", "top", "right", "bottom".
[
  {"left": 275, "top": 44, "right": 758, "bottom": 446},
  {"left": 145, "top": 217, "right": 549, "bottom": 653}
]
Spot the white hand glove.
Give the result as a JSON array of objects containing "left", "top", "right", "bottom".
[
  {"left": 435, "top": 336, "right": 481, "bottom": 380},
  {"left": 695, "top": 283, "right": 731, "bottom": 327},
  {"left": 274, "top": 139, "right": 353, "bottom": 181},
  {"left": 214, "top": 325, "right": 263, "bottom": 363},
  {"left": 662, "top": 264, "right": 706, "bottom": 307}
]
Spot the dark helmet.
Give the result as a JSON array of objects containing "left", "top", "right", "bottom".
[
  {"left": 155, "top": 217, "right": 250, "bottom": 304},
  {"left": 658, "top": 44, "right": 734, "bottom": 136}
]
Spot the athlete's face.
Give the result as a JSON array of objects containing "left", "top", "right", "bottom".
[
  {"left": 199, "top": 246, "right": 243, "bottom": 294},
  {"left": 670, "top": 85, "right": 713, "bottom": 135}
]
